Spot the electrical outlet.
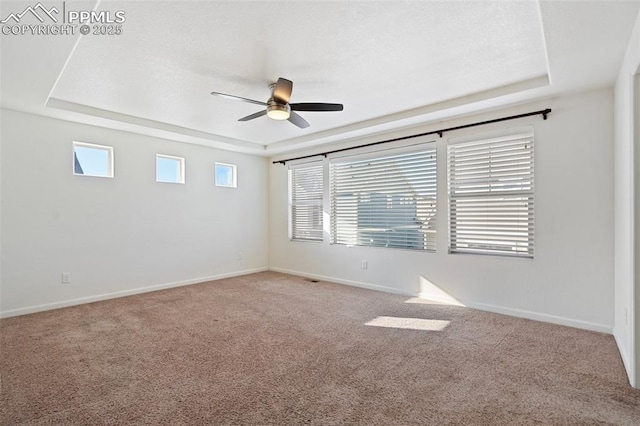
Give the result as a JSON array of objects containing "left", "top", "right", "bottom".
[
  {"left": 624, "top": 308, "right": 628, "bottom": 325},
  {"left": 61, "top": 272, "right": 71, "bottom": 284},
  {"left": 362, "top": 260, "right": 368, "bottom": 269},
  {"left": 237, "top": 252, "right": 243, "bottom": 261}
]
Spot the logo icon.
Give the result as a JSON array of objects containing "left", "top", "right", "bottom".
[
  {"left": 1, "top": 2, "right": 59, "bottom": 24},
  {"left": 1, "top": 2, "right": 125, "bottom": 36}
]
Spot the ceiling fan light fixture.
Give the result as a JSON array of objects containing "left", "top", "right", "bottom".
[
  {"left": 211, "top": 78, "right": 343, "bottom": 128},
  {"left": 267, "top": 100, "right": 291, "bottom": 120}
]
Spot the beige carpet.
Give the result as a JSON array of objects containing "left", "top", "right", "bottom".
[{"left": 1, "top": 271, "right": 639, "bottom": 425}]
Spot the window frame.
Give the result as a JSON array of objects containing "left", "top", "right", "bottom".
[
  {"left": 288, "top": 161, "right": 325, "bottom": 242},
  {"left": 215, "top": 162, "right": 237, "bottom": 188},
  {"left": 447, "top": 129, "right": 535, "bottom": 258},
  {"left": 329, "top": 143, "right": 438, "bottom": 252},
  {"left": 155, "top": 154, "right": 185, "bottom": 184},
  {"left": 72, "top": 141, "right": 114, "bottom": 178}
]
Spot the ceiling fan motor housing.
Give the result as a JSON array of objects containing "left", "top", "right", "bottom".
[{"left": 267, "top": 99, "right": 291, "bottom": 120}]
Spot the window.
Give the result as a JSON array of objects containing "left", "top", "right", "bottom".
[
  {"left": 215, "top": 162, "right": 237, "bottom": 188},
  {"left": 73, "top": 142, "right": 113, "bottom": 178},
  {"left": 156, "top": 154, "right": 185, "bottom": 184},
  {"left": 330, "top": 146, "right": 437, "bottom": 251},
  {"left": 448, "top": 131, "right": 534, "bottom": 257},
  {"left": 289, "top": 162, "right": 324, "bottom": 241}
]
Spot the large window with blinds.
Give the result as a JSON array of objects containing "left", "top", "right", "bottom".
[
  {"left": 448, "top": 131, "right": 534, "bottom": 257},
  {"left": 289, "top": 162, "right": 324, "bottom": 241},
  {"left": 330, "top": 147, "right": 437, "bottom": 251}
]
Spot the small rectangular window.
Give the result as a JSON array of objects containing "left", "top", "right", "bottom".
[
  {"left": 156, "top": 154, "right": 185, "bottom": 184},
  {"left": 448, "top": 131, "right": 534, "bottom": 257},
  {"left": 73, "top": 142, "right": 114, "bottom": 178},
  {"left": 215, "top": 162, "right": 237, "bottom": 188},
  {"left": 289, "top": 162, "right": 324, "bottom": 241}
]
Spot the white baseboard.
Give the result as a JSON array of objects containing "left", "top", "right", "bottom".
[
  {"left": 0, "top": 267, "right": 269, "bottom": 319},
  {"left": 3, "top": 266, "right": 614, "bottom": 336},
  {"left": 460, "top": 299, "right": 612, "bottom": 334},
  {"left": 613, "top": 327, "right": 636, "bottom": 388},
  {"left": 271, "top": 267, "right": 612, "bottom": 334},
  {"left": 269, "top": 267, "right": 417, "bottom": 298}
]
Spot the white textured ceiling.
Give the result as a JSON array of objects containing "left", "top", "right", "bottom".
[{"left": 2, "top": 1, "right": 639, "bottom": 156}]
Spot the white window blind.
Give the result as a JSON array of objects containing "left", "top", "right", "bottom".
[
  {"left": 448, "top": 132, "right": 534, "bottom": 257},
  {"left": 289, "top": 163, "right": 324, "bottom": 241},
  {"left": 330, "top": 147, "right": 437, "bottom": 251}
]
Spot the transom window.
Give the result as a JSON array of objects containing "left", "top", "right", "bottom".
[
  {"left": 73, "top": 141, "right": 114, "bottom": 178},
  {"left": 215, "top": 162, "right": 237, "bottom": 188},
  {"left": 156, "top": 154, "right": 185, "bottom": 184}
]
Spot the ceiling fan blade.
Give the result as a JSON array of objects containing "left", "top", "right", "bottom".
[
  {"left": 288, "top": 111, "right": 310, "bottom": 129},
  {"left": 238, "top": 110, "right": 267, "bottom": 122},
  {"left": 290, "top": 103, "right": 344, "bottom": 112},
  {"left": 273, "top": 78, "right": 293, "bottom": 104},
  {"left": 211, "top": 91, "right": 266, "bottom": 107}
]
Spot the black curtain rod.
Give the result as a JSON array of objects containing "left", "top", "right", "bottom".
[{"left": 273, "top": 108, "right": 551, "bottom": 165}]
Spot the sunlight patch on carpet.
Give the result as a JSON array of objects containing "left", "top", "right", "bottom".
[
  {"left": 412, "top": 276, "right": 466, "bottom": 306},
  {"left": 365, "top": 316, "right": 450, "bottom": 331}
]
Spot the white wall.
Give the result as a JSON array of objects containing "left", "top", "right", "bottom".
[
  {"left": 0, "top": 109, "right": 269, "bottom": 317},
  {"left": 636, "top": 73, "right": 640, "bottom": 388},
  {"left": 613, "top": 10, "right": 640, "bottom": 388},
  {"left": 270, "top": 88, "right": 614, "bottom": 333}
]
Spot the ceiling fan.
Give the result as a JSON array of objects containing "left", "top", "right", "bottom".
[{"left": 210, "top": 77, "right": 343, "bottom": 129}]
